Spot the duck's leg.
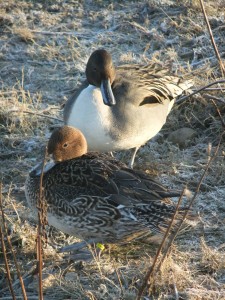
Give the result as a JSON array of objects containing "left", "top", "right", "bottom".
[
  {"left": 59, "top": 241, "right": 89, "bottom": 253},
  {"left": 59, "top": 240, "right": 103, "bottom": 261},
  {"left": 63, "top": 249, "right": 94, "bottom": 261},
  {"left": 129, "top": 146, "right": 139, "bottom": 168}
]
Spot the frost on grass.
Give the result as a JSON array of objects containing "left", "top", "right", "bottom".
[{"left": 0, "top": 0, "right": 225, "bottom": 299}]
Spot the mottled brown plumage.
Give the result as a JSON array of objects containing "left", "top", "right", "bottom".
[{"left": 25, "top": 126, "right": 184, "bottom": 246}]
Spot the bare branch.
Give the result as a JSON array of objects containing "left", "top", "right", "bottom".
[
  {"left": 176, "top": 80, "right": 225, "bottom": 104},
  {"left": 36, "top": 146, "right": 48, "bottom": 300},
  {"left": 9, "top": 110, "right": 63, "bottom": 122},
  {"left": 155, "top": 130, "right": 224, "bottom": 274},
  {"left": 136, "top": 188, "right": 186, "bottom": 300},
  {"left": 0, "top": 184, "right": 16, "bottom": 300},
  {"left": 199, "top": 0, "right": 225, "bottom": 76},
  {"left": 210, "top": 99, "right": 225, "bottom": 128},
  {"left": 0, "top": 184, "right": 28, "bottom": 300},
  {"left": 136, "top": 130, "right": 224, "bottom": 299},
  {"left": 204, "top": 94, "right": 225, "bottom": 104}
]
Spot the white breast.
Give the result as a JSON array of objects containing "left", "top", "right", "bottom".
[
  {"left": 66, "top": 85, "right": 174, "bottom": 152},
  {"left": 67, "top": 85, "right": 114, "bottom": 151}
]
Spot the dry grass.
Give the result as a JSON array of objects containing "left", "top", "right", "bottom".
[
  {"left": 12, "top": 27, "right": 35, "bottom": 43},
  {"left": 0, "top": 0, "right": 225, "bottom": 299}
]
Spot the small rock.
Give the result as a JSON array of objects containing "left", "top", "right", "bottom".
[
  {"left": 160, "top": 21, "right": 169, "bottom": 34},
  {"left": 167, "top": 127, "right": 197, "bottom": 148}
]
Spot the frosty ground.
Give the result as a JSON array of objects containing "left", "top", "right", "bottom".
[{"left": 0, "top": 0, "right": 225, "bottom": 299}]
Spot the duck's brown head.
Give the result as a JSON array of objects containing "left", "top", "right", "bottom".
[{"left": 48, "top": 126, "right": 87, "bottom": 162}]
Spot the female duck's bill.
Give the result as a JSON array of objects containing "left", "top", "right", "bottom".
[{"left": 25, "top": 126, "right": 186, "bottom": 254}]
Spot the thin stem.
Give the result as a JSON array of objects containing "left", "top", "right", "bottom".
[
  {"left": 209, "top": 98, "right": 225, "bottom": 127},
  {"left": 0, "top": 186, "right": 16, "bottom": 300},
  {"left": 36, "top": 146, "right": 48, "bottom": 300},
  {"left": 199, "top": 0, "right": 225, "bottom": 76},
  {"left": 0, "top": 184, "right": 28, "bottom": 300},
  {"left": 176, "top": 80, "right": 225, "bottom": 103},
  {"left": 9, "top": 110, "right": 63, "bottom": 122},
  {"left": 136, "top": 188, "right": 186, "bottom": 300},
  {"left": 155, "top": 130, "right": 224, "bottom": 274}
]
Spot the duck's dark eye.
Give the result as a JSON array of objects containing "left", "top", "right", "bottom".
[
  {"left": 93, "top": 67, "right": 97, "bottom": 71},
  {"left": 63, "top": 143, "right": 68, "bottom": 148}
]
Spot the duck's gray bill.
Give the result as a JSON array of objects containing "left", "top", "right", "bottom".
[{"left": 100, "top": 78, "right": 116, "bottom": 106}]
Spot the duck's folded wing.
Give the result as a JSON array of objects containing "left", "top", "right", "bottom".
[
  {"left": 111, "top": 168, "right": 181, "bottom": 201},
  {"left": 117, "top": 63, "right": 193, "bottom": 106}
]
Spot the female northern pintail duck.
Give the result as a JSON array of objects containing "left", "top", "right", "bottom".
[
  {"left": 64, "top": 49, "right": 193, "bottom": 167},
  {"left": 25, "top": 126, "right": 185, "bottom": 251}
]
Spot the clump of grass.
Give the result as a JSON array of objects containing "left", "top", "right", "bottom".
[
  {"left": 13, "top": 27, "right": 35, "bottom": 43},
  {"left": 200, "top": 238, "right": 225, "bottom": 273},
  {"left": 0, "top": 14, "right": 14, "bottom": 27}
]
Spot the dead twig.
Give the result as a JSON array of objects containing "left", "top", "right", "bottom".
[
  {"left": 137, "top": 130, "right": 224, "bottom": 299},
  {"left": 0, "top": 184, "right": 28, "bottom": 300},
  {"left": 136, "top": 188, "right": 186, "bottom": 300},
  {"left": 127, "top": 21, "right": 152, "bottom": 37},
  {"left": 210, "top": 99, "right": 225, "bottom": 128},
  {"left": 36, "top": 147, "right": 48, "bottom": 300},
  {"left": 204, "top": 94, "right": 225, "bottom": 102},
  {"left": 0, "top": 184, "right": 16, "bottom": 300},
  {"left": 0, "top": 228, "right": 16, "bottom": 300},
  {"left": 199, "top": 0, "right": 225, "bottom": 76},
  {"left": 176, "top": 79, "right": 225, "bottom": 104},
  {"left": 9, "top": 110, "right": 63, "bottom": 122},
  {"left": 0, "top": 266, "right": 37, "bottom": 295},
  {"left": 30, "top": 29, "right": 92, "bottom": 38},
  {"left": 200, "top": 88, "right": 225, "bottom": 91},
  {"left": 0, "top": 91, "right": 22, "bottom": 96},
  {"left": 154, "top": 130, "right": 224, "bottom": 276},
  {"left": 0, "top": 297, "right": 38, "bottom": 300},
  {"left": 112, "top": 261, "right": 124, "bottom": 297},
  {"left": 172, "top": 272, "right": 179, "bottom": 300}
]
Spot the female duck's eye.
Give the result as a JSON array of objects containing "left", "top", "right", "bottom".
[
  {"left": 63, "top": 143, "right": 68, "bottom": 148},
  {"left": 93, "top": 67, "right": 97, "bottom": 71}
]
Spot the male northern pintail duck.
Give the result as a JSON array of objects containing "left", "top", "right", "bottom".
[
  {"left": 25, "top": 126, "right": 185, "bottom": 251},
  {"left": 64, "top": 49, "right": 193, "bottom": 167}
]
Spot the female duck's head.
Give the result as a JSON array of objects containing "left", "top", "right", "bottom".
[{"left": 48, "top": 126, "right": 88, "bottom": 162}]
